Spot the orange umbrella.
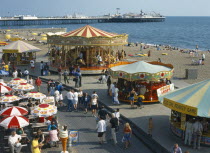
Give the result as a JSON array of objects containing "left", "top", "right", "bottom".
[{"left": 0, "top": 41, "right": 8, "bottom": 46}]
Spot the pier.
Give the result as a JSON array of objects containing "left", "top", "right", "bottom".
[{"left": 0, "top": 17, "right": 165, "bottom": 26}]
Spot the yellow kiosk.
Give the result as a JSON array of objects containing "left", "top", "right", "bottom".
[
  {"left": 161, "top": 79, "right": 210, "bottom": 145},
  {"left": 1, "top": 40, "right": 41, "bottom": 65}
]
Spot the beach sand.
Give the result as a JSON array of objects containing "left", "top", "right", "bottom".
[{"left": 0, "top": 29, "right": 210, "bottom": 84}]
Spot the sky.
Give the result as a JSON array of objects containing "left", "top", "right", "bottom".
[{"left": 0, "top": 0, "right": 210, "bottom": 17}]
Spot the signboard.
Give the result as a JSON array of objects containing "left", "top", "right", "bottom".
[
  {"left": 180, "top": 113, "right": 186, "bottom": 130},
  {"left": 69, "top": 130, "right": 79, "bottom": 146},
  {"left": 163, "top": 98, "right": 198, "bottom": 116},
  {"left": 157, "top": 83, "right": 175, "bottom": 97}
]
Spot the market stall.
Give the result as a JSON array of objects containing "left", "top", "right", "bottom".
[
  {"left": 109, "top": 61, "right": 174, "bottom": 103},
  {"left": 160, "top": 79, "right": 210, "bottom": 145},
  {"left": 1, "top": 40, "right": 41, "bottom": 65},
  {"left": 47, "top": 25, "right": 128, "bottom": 70}
]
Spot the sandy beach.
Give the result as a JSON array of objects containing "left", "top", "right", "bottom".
[{"left": 1, "top": 28, "right": 209, "bottom": 84}]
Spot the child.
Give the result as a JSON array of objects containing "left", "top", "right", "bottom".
[{"left": 148, "top": 117, "right": 153, "bottom": 137}]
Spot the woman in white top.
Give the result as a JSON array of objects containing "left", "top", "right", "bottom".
[
  {"left": 78, "top": 89, "right": 83, "bottom": 108},
  {"left": 73, "top": 90, "right": 78, "bottom": 111},
  {"left": 54, "top": 89, "right": 60, "bottom": 106},
  {"left": 91, "top": 91, "right": 98, "bottom": 116},
  {"left": 114, "top": 86, "right": 120, "bottom": 105}
]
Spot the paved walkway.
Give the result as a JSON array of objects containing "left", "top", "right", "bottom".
[{"left": 16, "top": 65, "right": 210, "bottom": 153}]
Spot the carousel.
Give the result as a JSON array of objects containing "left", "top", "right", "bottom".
[
  {"left": 109, "top": 61, "right": 174, "bottom": 103},
  {"left": 1, "top": 40, "right": 41, "bottom": 65},
  {"left": 47, "top": 25, "right": 128, "bottom": 70},
  {"left": 160, "top": 79, "right": 210, "bottom": 145}
]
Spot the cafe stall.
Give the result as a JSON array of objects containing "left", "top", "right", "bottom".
[
  {"left": 109, "top": 61, "right": 174, "bottom": 103},
  {"left": 160, "top": 79, "right": 210, "bottom": 145},
  {"left": 1, "top": 40, "right": 41, "bottom": 65}
]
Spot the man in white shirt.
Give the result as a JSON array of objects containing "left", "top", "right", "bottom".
[
  {"left": 54, "top": 89, "right": 60, "bottom": 105},
  {"left": 12, "top": 70, "right": 18, "bottom": 78},
  {"left": 114, "top": 86, "right": 120, "bottom": 105},
  {"left": 66, "top": 89, "right": 74, "bottom": 112},
  {"left": 23, "top": 69, "right": 29, "bottom": 81},
  {"left": 30, "top": 59, "right": 35, "bottom": 70},
  {"left": 184, "top": 119, "right": 193, "bottom": 146},
  {"left": 73, "top": 90, "right": 79, "bottom": 111},
  {"left": 8, "top": 131, "right": 22, "bottom": 153},
  {"left": 192, "top": 119, "right": 203, "bottom": 149},
  {"left": 96, "top": 117, "right": 106, "bottom": 144},
  {"left": 110, "top": 83, "right": 116, "bottom": 103}
]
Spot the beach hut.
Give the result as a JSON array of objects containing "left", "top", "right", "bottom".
[
  {"left": 109, "top": 61, "right": 174, "bottom": 103},
  {"left": 160, "top": 79, "right": 210, "bottom": 145},
  {"left": 1, "top": 40, "right": 41, "bottom": 65},
  {"left": 47, "top": 25, "right": 128, "bottom": 71}
]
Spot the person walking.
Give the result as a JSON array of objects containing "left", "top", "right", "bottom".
[
  {"left": 114, "top": 85, "right": 120, "bottom": 105},
  {"left": 107, "top": 76, "right": 111, "bottom": 95},
  {"left": 73, "top": 90, "right": 78, "bottom": 111},
  {"left": 66, "top": 89, "right": 74, "bottom": 112},
  {"left": 44, "top": 63, "right": 49, "bottom": 76},
  {"left": 12, "top": 69, "right": 18, "bottom": 78},
  {"left": 57, "top": 65, "right": 62, "bottom": 82},
  {"left": 54, "top": 89, "right": 60, "bottom": 106},
  {"left": 123, "top": 123, "right": 132, "bottom": 149},
  {"left": 35, "top": 77, "right": 42, "bottom": 92},
  {"left": 110, "top": 114, "right": 118, "bottom": 145},
  {"left": 40, "top": 61, "right": 44, "bottom": 76},
  {"left": 49, "top": 84, "right": 55, "bottom": 96},
  {"left": 96, "top": 117, "right": 106, "bottom": 144},
  {"left": 91, "top": 91, "right": 98, "bottom": 116},
  {"left": 171, "top": 143, "right": 182, "bottom": 153},
  {"left": 129, "top": 88, "right": 137, "bottom": 109},
  {"left": 63, "top": 69, "right": 69, "bottom": 84},
  {"left": 23, "top": 69, "right": 29, "bottom": 81},
  {"left": 30, "top": 59, "right": 35, "bottom": 71},
  {"left": 192, "top": 119, "right": 203, "bottom": 149},
  {"left": 78, "top": 89, "right": 83, "bottom": 109},
  {"left": 184, "top": 119, "right": 193, "bottom": 146},
  {"left": 82, "top": 93, "right": 91, "bottom": 114},
  {"left": 110, "top": 82, "right": 116, "bottom": 103}
]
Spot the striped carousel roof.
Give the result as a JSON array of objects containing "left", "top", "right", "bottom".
[
  {"left": 160, "top": 79, "right": 210, "bottom": 117},
  {"left": 61, "top": 25, "right": 118, "bottom": 38},
  {"left": 2, "top": 40, "right": 41, "bottom": 53}
]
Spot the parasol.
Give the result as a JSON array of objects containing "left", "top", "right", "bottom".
[
  {"left": 0, "top": 106, "right": 28, "bottom": 117},
  {"left": 0, "top": 115, "right": 29, "bottom": 129},
  {"left": 31, "top": 104, "right": 57, "bottom": 117},
  {"left": 13, "top": 83, "right": 34, "bottom": 91},
  {"left": 23, "top": 91, "right": 46, "bottom": 100},
  {"left": 8, "top": 78, "right": 27, "bottom": 86},
  {"left": 0, "top": 85, "right": 12, "bottom": 93},
  {"left": 0, "top": 95, "right": 21, "bottom": 104}
]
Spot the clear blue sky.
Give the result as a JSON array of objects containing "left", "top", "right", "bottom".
[{"left": 1, "top": 0, "right": 210, "bottom": 17}]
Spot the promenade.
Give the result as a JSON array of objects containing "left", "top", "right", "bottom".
[{"left": 16, "top": 64, "right": 210, "bottom": 153}]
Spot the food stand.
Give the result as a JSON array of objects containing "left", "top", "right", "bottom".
[
  {"left": 47, "top": 25, "right": 128, "bottom": 70},
  {"left": 109, "top": 61, "right": 174, "bottom": 103},
  {"left": 160, "top": 79, "right": 210, "bottom": 145},
  {"left": 1, "top": 40, "right": 41, "bottom": 65}
]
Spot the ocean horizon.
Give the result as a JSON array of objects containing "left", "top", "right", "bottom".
[{"left": 1, "top": 16, "right": 210, "bottom": 51}]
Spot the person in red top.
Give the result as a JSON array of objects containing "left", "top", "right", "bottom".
[{"left": 35, "top": 77, "right": 42, "bottom": 92}]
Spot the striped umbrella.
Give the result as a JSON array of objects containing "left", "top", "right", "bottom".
[
  {"left": 160, "top": 79, "right": 210, "bottom": 117},
  {"left": 0, "top": 116, "right": 29, "bottom": 129},
  {"left": 0, "top": 106, "right": 28, "bottom": 117},
  {"left": 23, "top": 91, "right": 46, "bottom": 99},
  {"left": 31, "top": 104, "right": 57, "bottom": 117},
  {"left": 0, "top": 82, "right": 7, "bottom": 86},
  {"left": 0, "top": 95, "right": 21, "bottom": 104},
  {"left": 0, "top": 85, "right": 12, "bottom": 93},
  {"left": 61, "top": 25, "right": 118, "bottom": 38},
  {"left": 13, "top": 83, "right": 34, "bottom": 91},
  {"left": 8, "top": 78, "right": 27, "bottom": 86}
]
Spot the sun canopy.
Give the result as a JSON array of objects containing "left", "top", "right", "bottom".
[
  {"left": 2, "top": 40, "right": 41, "bottom": 53},
  {"left": 61, "top": 25, "right": 118, "bottom": 38},
  {"left": 160, "top": 79, "right": 210, "bottom": 117},
  {"left": 109, "top": 61, "right": 174, "bottom": 81}
]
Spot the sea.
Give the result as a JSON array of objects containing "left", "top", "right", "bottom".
[{"left": 1, "top": 16, "right": 210, "bottom": 51}]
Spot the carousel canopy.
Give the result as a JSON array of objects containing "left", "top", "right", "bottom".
[
  {"left": 61, "top": 25, "right": 118, "bottom": 38},
  {"left": 109, "top": 61, "right": 174, "bottom": 81},
  {"left": 47, "top": 25, "right": 128, "bottom": 46},
  {"left": 1, "top": 40, "right": 41, "bottom": 53},
  {"left": 160, "top": 79, "right": 210, "bottom": 117}
]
